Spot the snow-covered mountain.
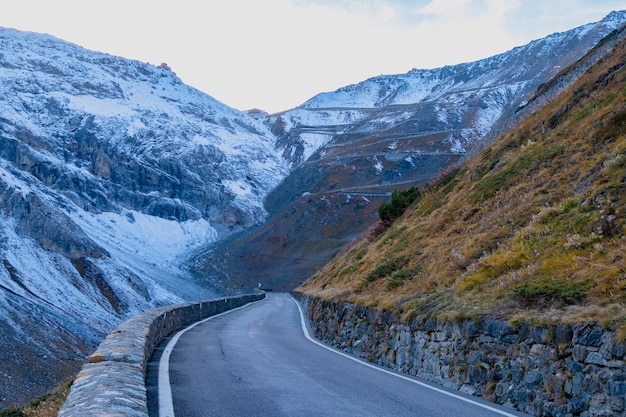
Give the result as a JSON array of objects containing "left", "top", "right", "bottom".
[
  {"left": 2, "top": 10, "right": 626, "bottom": 408},
  {"left": 0, "top": 28, "right": 289, "bottom": 406},
  {"left": 198, "top": 10, "right": 626, "bottom": 292},
  {"left": 270, "top": 10, "right": 626, "bottom": 168}
]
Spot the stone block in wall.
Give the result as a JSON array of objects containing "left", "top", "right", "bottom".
[
  {"left": 364, "top": 306, "right": 381, "bottom": 326},
  {"left": 468, "top": 363, "right": 493, "bottom": 384},
  {"left": 423, "top": 317, "right": 438, "bottom": 332},
  {"left": 466, "top": 349, "right": 483, "bottom": 365},
  {"left": 529, "top": 344, "right": 557, "bottom": 363},
  {"left": 502, "top": 334, "right": 520, "bottom": 344},
  {"left": 608, "top": 379, "right": 626, "bottom": 396},
  {"left": 611, "top": 396, "right": 626, "bottom": 413},
  {"left": 531, "top": 327, "right": 551, "bottom": 344},
  {"left": 482, "top": 317, "right": 513, "bottom": 338},
  {"left": 461, "top": 320, "right": 477, "bottom": 338},
  {"left": 586, "top": 351, "right": 606, "bottom": 365},
  {"left": 524, "top": 370, "right": 543, "bottom": 389},
  {"left": 567, "top": 396, "right": 589, "bottom": 415},
  {"left": 58, "top": 361, "right": 147, "bottom": 417},
  {"left": 613, "top": 341, "right": 626, "bottom": 358},
  {"left": 564, "top": 372, "right": 584, "bottom": 396},
  {"left": 574, "top": 323, "right": 604, "bottom": 347},
  {"left": 573, "top": 344, "right": 589, "bottom": 362},
  {"left": 518, "top": 323, "right": 552, "bottom": 344},
  {"left": 554, "top": 325, "right": 574, "bottom": 345}
]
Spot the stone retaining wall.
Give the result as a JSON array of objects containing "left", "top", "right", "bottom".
[
  {"left": 57, "top": 292, "right": 265, "bottom": 417},
  {"left": 299, "top": 294, "right": 626, "bottom": 417}
]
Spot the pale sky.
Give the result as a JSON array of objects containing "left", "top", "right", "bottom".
[{"left": 2, "top": 1, "right": 626, "bottom": 113}]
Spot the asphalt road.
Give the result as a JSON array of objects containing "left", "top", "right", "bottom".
[{"left": 146, "top": 292, "right": 530, "bottom": 417}]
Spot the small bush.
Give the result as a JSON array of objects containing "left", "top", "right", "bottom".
[
  {"left": 392, "top": 265, "right": 423, "bottom": 281},
  {"left": 381, "top": 225, "right": 408, "bottom": 244},
  {"left": 0, "top": 410, "right": 28, "bottom": 417},
  {"left": 352, "top": 248, "right": 367, "bottom": 261},
  {"left": 378, "top": 187, "right": 421, "bottom": 224},
  {"left": 512, "top": 278, "right": 592, "bottom": 305},
  {"left": 387, "top": 266, "right": 423, "bottom": 289},
  {"left": 471, "top": 144, "right": 565, "bottom": 202},
  {"left": 459, "top": 247, "right": 530, "bottom": 291},
  {"left": 338, "top": 262, "right": 363, "bottom": 278},
  {"left": 594, "top": 108, "right": 626, "bottom": 142},
  {"left": 366, "top": 255, "right": 410, "bottom": 283}
]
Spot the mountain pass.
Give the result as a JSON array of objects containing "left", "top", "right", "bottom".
[{"left": 146, "top": 292, "right": 530, "bottom": 417}]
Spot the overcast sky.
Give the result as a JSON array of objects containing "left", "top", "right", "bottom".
[{"left": 2, "top": 1, "right": 626, "bottom": 113}]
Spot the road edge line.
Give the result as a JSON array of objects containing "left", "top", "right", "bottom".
[
  {"left": 158, "top": 298, "right": 266, "bottom": 417},
  {"left": 290, "top": 296, "right": 522, "bottom": 417}
]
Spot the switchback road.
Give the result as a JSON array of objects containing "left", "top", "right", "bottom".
[{"left": 147, "top": 292, "right": 529, "bottom": 417}]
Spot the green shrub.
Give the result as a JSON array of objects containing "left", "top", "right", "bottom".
[
  {"left": 352, "top": 248, "right": 367, "bottom": 261},
  {"left": 0, "top": 409, "right": 28, "bottom": 417},
  {"left": 378, "top": 187, "right": 421, "bottom": 223},
  {"left": 387, "top": 265, "right": 423, "bottom": 289},
  {"left": 365, "top": 255, "right": 410, "bottom": 283},
  {"left": 381, "top": 225, "right": 408, "bottom": 244},
  {"left": 594, "top": 108, "right": 626, "bottom": 142},
  {"left": 512, "top": 278, "right": 592, "bottom": 305},
  {"left": 338, "top": 262, "right": 363, "bottom": 278}
]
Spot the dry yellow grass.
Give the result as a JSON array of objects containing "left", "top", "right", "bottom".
[
  {"left": 298, "top": 28, "right": 626, "bottom": 332},
  {"left": 1, "top": 378, "right": 74, "bottom": 417}
]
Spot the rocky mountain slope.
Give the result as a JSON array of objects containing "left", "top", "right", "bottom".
[
  {"left": 196, "top": 11, "right": 626, "bottom": 292},
  {"left": 299, "top": 21, "right": 626, "bottom": 332},
  {"left": 296, "top": 31, "right": 626, "bottom": 412},
  {"left": 1, "top": 10, "right": 626, "bottom": 409},
  {"left": 0, "top": 28, "right": 289, "bottom": 406}
]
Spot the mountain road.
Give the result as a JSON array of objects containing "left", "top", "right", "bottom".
[{"left": 146, "top": 292, "right": 530, "bottom": 417}]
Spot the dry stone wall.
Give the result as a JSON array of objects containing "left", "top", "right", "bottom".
[
  {"left": 300, "top": 295, "right": 626, "bottom": 417},
  {"left": 57, "top": 293, "right": 265, "bottom": 417}
]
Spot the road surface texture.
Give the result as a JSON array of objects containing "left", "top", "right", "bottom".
[{"left": 147, "top": 292, "right": 530, "bottom": 417}]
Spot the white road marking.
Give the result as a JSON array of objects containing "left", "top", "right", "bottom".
[
  {"left": 291, "top": 296, "right": 522, "bottom": 417},
  {"left": 158, "top": 298, "right": 265, "bottom": 417}
]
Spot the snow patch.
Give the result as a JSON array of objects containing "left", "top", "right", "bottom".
[
  {"left": 222, "top": 179, "right": 252, "bottom": 198},
  {"left": 300, "top": 133, "right": 333, "bottom": 161},
  {"left": 448, "top": 137, "right": 467, "bottom": 153},
  {"left": 373, "top": 157, "right": 384, "bottom": 174}
]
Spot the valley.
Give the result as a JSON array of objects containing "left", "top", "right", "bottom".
[{"left": 0, "top": 10, "right": 625, "bottom": 412}]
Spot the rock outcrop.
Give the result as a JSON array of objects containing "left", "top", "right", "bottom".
[{"left": 0, "top": 26, "right": 287, "bottom": 407}]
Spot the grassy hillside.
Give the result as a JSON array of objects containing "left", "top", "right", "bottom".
[{"left": 298, "top": 27, "right": 626, "bottom": 334}]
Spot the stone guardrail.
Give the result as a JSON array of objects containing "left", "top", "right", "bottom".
[{"left": 57, "top": 292, "right": 265, "bottom": 417}]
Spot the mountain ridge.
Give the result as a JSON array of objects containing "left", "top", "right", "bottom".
[
  {"left": 0, "top": 10, "right": 625, "bottom": 408},
  {"left": 195, "top": 10, "right": 626, "bottom": 292}
]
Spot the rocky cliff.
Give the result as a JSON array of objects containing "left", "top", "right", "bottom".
[{"left": 0, "top": 27, "right": 289, "bottom": 406}]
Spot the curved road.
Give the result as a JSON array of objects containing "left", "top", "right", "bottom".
[{"left": 147, "top": 293, "right": 529, "bottom": 417}]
